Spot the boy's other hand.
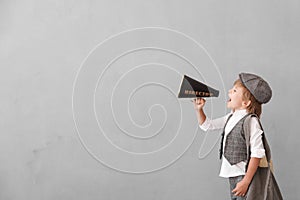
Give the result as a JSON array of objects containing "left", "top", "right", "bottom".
[
  {"left": 232, "top": 179, "right": 250, "bottom": 197},
  {"left": 193, "top": 98, "right": 206, "bottom": 110}
]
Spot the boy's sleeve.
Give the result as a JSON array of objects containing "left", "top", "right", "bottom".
[
  {"left": 199, "top": 118, "right": 212, "bottom": 131},
  {"left": 249, "top": 117, "right": 266, "bottom": 158},
  {"left": 199, "top": 114, "right": 230, "bottom": 131}
]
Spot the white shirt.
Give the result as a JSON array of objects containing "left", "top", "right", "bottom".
[{"left": 200, "top": 109, "right": 265, "bottom": 178}]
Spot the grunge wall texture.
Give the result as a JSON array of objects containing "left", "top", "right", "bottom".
[{"left": 1, "top": 0, "right": 299, "bottom": 199}]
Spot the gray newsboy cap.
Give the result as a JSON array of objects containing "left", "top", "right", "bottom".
[{"left": 239, "top": 72, "right": 272, "bottom": 104}]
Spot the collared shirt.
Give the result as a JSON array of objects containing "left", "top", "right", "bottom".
[{"left": 200, "top": 109, "right": 265, "bottom": 178}]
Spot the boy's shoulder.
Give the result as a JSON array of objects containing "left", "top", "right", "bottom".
[{"left": 244, "top": 114, "right": 262, "bottom": 130}]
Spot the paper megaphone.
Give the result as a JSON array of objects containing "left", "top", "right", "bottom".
[{"left": 178, "top": 75, "right": 219, "bottom": 98}]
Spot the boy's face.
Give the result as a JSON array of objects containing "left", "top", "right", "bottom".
[{"left": 227, "top": 84, "right": 249, "bottom": 111}]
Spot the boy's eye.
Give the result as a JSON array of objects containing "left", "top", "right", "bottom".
[{"left": 233, "top": 89, "right": 236, "bottom": 92}]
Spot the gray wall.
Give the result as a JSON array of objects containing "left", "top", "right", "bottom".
[{"left": 1, "top": 0, "right": 299, "bottom": 199}]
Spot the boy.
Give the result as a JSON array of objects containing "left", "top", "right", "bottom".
[{"left": 193, "top": 73, "right": 272, "bottom": 200}]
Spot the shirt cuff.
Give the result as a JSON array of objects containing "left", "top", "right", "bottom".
[
  {"left": 199, "top": 118, "right": 211, "bottom": 131},
  {"left": 250, "top": 149, "right": 265, "bottom": 158}
]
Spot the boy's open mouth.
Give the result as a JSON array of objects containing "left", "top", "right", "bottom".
[{"left": 227, "top": 98, "right": 231, "bottom": 102}]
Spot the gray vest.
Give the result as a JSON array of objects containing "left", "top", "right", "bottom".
[{"left": 220, "top": 114, "right": 249, "bottom": 165}]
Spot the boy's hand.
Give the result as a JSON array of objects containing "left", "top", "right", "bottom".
[
  {"left": 232, "top": 179, "right": 250, "bottom": 197},
  {"left": 193, "top": 98, "right": 206, "bottom": 110}
]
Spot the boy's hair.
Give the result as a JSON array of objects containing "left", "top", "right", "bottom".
[{"left": 234, "top": 79, "right": 262, "bottom": 118}]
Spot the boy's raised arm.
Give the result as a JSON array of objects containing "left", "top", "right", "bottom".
[{"left": 193, "top": 98, "right": 207, "bottom": 125}]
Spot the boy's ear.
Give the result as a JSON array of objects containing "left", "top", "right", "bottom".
[{"left": 243, "top": 100, "right": 251, "bottom": 107}]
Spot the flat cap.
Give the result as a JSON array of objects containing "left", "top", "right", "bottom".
[{"left": 239, "top": 72, "right": 272, "bottom": 104}]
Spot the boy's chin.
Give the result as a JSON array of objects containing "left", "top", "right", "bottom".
[{"left": 226, "top": 104, "right": 234, "bottom": 111}]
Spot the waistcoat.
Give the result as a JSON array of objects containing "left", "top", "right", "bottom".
[{"left": 220, "top": 114, "right": 250, "bottom": 165}]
